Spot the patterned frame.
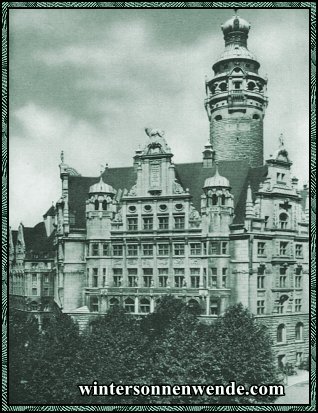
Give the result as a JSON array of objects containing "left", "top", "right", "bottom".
[{"left": 2, "top": 2, "right": 316, "bottom": 411}]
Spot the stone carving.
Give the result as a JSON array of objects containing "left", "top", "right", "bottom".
[
  {"left": 145, "top": 128, "right": 165, "bottom": 138},
  {"left": 173, "top": 258, "right": 184, "bottom": 265},
  {"left": 113, "top": 211, "right": 122, "bottom": 222},
  {"left": 128, "top": 185, "right": 137, "bottom": 196},
  {"left": 142, "top": 259, "right": 152, "bottom": 267},
  {"left": 173, "top": 180, "right": 184, "bottom": 194}
]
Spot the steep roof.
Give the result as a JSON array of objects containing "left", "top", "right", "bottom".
[
  {"left": 43, "top": 205, "right": 55, "bottom": 218},
  {"left": 22, "top": 222, "right": 55, "bottom": 258},
  {"left": 68, "top": 160, "right": 265, "bottom": 229}
]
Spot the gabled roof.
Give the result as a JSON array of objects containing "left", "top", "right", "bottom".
[
  {"left": 43, "top": 205, "right": 55, "bottom": 218},
  {"left": 68, "top": 160, "right": 264, "bottom": 229},
  {"left": 19, "top": 222, "right": 55, "bottom": 258}
]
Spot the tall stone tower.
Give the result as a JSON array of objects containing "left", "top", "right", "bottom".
[{"left": 205, "top": 12, "right": 268, "bottom": 167}]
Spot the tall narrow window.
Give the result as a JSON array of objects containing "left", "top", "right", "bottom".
[
  {"left": 279, "top": 213, "right": 288, "bottom": 229},
  {"left": 295, "top": 322, "right": 303, "bottom": 341},
  {"left": 277, "top": 324, "right": 286, "bottom": 343},
  {"left": 92, "top": 243, "right": 99, "bottom": 256}
]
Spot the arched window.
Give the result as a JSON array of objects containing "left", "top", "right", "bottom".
[
  {"left": 248, "top": 81, "right": 256, "bottom": 91},
  {"left": 252, "top": 114, "right": 260, "bottom": 120},
  {"left": 215, "top": 115, "right": 222, "bottom": 121},
  {"left": 109, "top": 298, "right": 119, "bottom": 310},
  {"left": 279, "top": 213, "right": 288, "bottom": 229},
  {"left": 94, "top": 200, "right": 99, "bottom": 211},
  {"left": 277, "top": 324, "right": 286, "bottom": 343},
  {"left": 102, "top": 200, "right": 107, "bottom": 211},
  {"left": 221, "top": 194, "right": 226, "bottom": 205},
  {"left": 140, "top": 298, "right": 150, "bottom": 314},
  {"left": 295, "top": 322, "right": 304, "bottom": 341},
  {"left": 124, "top": 298, "right": 135, "bottom": 313},
  {"left": 212, "top": 194, "right": 218, "bottom": 205}
]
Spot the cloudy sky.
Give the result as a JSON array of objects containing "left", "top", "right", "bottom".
[{"left": 9, "top": 7, "right": 309, "bottom": 228}]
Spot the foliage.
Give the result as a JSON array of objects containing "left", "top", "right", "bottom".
[{"left": 8, "top": 301, "right": 280, "bottom": 405}]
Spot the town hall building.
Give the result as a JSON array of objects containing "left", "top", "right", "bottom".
[{"left": 9, "top": 13, "right": 309, "bottom": 369}]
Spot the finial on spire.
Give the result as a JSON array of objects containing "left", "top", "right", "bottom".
[
  {"left": 60, "top": 150, "right": 64, "bottom": 163},
  {"left": 234, "top": 7, "right": 239, "bottom": 16},
  {"left": 215, "top": 161, "right": 220, "bottom": 176},
  {"left": 279, "top": 133, "right": 284, "bottom": 148}
]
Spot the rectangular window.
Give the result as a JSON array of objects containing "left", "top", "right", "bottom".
[
  {"left": 222, "top": 268, "right": 227, "bottom": 288},
  {"left": 127, "top": 244, "right": 138, "bottom": 256},
  {"left": 128, "top": 270, "right": 137, "bottom": 287},
  {"left": 257, "top": 300, "right": 265, "bottom": 315},
  {"left": 158, "top": 216, "right": 169, "bottom": 230},
  {"left": 102, "top": 276, "right": 106, "bottom": 287},
  {"left": 264, "top": 216, "right": 269, "bottom": 229},
  {"left": 257, "top": 242, "right": 266, "bottom": 256},
  {"left": 295, "top": 275, "right": 302, "bottom": 288},
  {"left": 159, "top": 276, "right": 168, "bottom": 287},
  {"left": 190, "top": 276, "right": 200, "bottom": 288},
  {"left": 174, "top": 275, "right": 185, "bottom": 288},
  {"left": 174, "top": 243, "right": 185, "bottom": 256},
  {"left": 143, "top": 276, "right": 153, "bottom": 287},
  {"left": 210, "top": 301, "right": 219, "bottom": 315},
  {"left": 113, "top": 272, "right": 122, "bottom": 287},
  {"left": 91, "top": 297, "right": 99, "bottom": 313},
  {"left": 92, "top": 243, "right": 99, "bottom": 256},
  {"left": 257, "top": 275, "right": 265, "bottom": 289},
  {"left": 295, "top": 244, "right": 303, "bottom": 257},
  {"left": 190, "top": 243, "right": 201, "bottom": 255},
  {"left": 143, "top": 268, "right": 153, "bottom": 276},
  {"left": 295, "top": 298, "right": 302, "bottom": 312},
  {"left": 44, "top": 274, "right": 49, "bottom": 283},
  {"left": 158, "top": 268, "right": 169, "bottom": 276},
  {"left": 158, "top": 244, "right": 169, "bottom": 256},
  {"left": 276, "top": 303, "right": 284, "bottom": 314},
  {"left": 143, "top": 217, "right": 153, "bottom": 230},
  {"left": 174, "top": 216, "right": 185, "bottom": 229},
  {"left": 113, "top": 245, "right": 123, "bottom": 256},
  {"left": 203, "top": 242, "right": 207, "bottom": 255},
  {"left": 190, "top": 268, "right": 200, "bottom": 276},
  {"left": 92, "top": 268, "right": 98, "bottom": 287},
  {"left": 32, "top": 274, "right": 37, "bottom": 282},
  {"left": 43, "top": 287, "right": 49, "bottom": 296},
  {"left": 102, "top": 243, "right": 109, "bottom": 256},
  {"left": 127, "top": 218, "right": 138, "bottom": 231},
  {"left": 280, "top": 241, "right": 288, "bottom": 256},
  {"left": 221, "top": 242, "right": 228, "bottom": 255},
  {"left": 143, "top": 244, "right": 153, "bottom": 256},
  {"left": 32, "top": 287, "right": 37, "bottom": 296},
  {"left": 210, "top": 242, "right": 220, "bottom": 255},
  {"left": 279, "top": 275, "right": 287, "bottom": 288}
]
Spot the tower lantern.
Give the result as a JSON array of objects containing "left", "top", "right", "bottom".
[{"left": 204, "top": 12, "right": 268, "bottom": 167}]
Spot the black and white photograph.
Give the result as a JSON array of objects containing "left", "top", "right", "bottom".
[{"left": 6, "top": 4, "right": 313, "bottom": 408}]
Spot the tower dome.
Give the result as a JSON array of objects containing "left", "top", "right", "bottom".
[
  {"left": 89, "top": 177, "right": 115, "bottom": 195},
  {"left": 204, "top": 164, "right": 230, "bottom": 188},
  {"left": 221, "top": 15, "right": 251, "bottom": 35}
]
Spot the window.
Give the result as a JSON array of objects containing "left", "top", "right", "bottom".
[
  {"left": 102, "top": 243, "right": 109, "bottom": 256},
  {"left": 143, "top": 217, "right": 153, "bottom": 230},
  {"left": 222, "top": 268, "right": 227, "bottom": 288},
  {"left": 190, "top": 243, "right": 201, "bottom": 255},
  {"left": 295, "top": 298, "right": 302, "bottom": 312},
  {"left": 32, "top": 274, "right": 37, "bottom": 282},
  {"left": 210, "top": 301, "right": 219, "bottom": 315},
  {"left": 295, "top": 273, "right": 302, "bottom": 288},
  {"left": 143, "top": 268, "right": 153, "bottom": 287},
  {"left": 210, "top": 242, "right": 220, "bottom": 255},
  {"left": 221, "top": 194, "right": 226, "bottom": 205},
  {"left": 128, "top": 269, "right": 137, "bottom": 287},
  {"left": 174, "top": 216, "right": 185, "bottom": 229},
  {"left": 124, "top": 298, "right": 135, "bottom": 313},
  {"left": 159, "top": 273, "right": 168, "bottom": 287},
  {"left": 158, "top": 244, "right": 169, "bottom": 256},
  {"left": 128, "top": 218, "right": 138, "bottom": 231},
  {"left": 279, "top": 213, "right": 288, "bottom": 229},
  {"left": 109, "top": 298, "right": 119, "bottom": 310},
  {"left": 44, "top": 274, "right": 49, "bottom": 283},
  {"left": 264, "top": 216, "right": 269, "bottom": 229},
  {"left": 158, "top": 216, "right": 169, "bottom": 230},
  {"left": 113, "top": 269, "right": 122, "bottom": 287},
  {"left": 277, "top": 324, "right": 286, "bottom": 343},
  {"left": 174, "top": 269, "right": 185, "bottom": 287},
  {"left": 43, "top": 287, "right": 49, "bottom": 296},
  {"left": 102, "top": 200, "right": 107, "bottom": 211},
  {"left": 257, "top": 300, "right": 265, "bottom": 315},
  {"left": 279, "top": 275, "right": 287, "bottom": 288},
  {"left": 212, "top": 194, "right": 218, "bottom": 205},
  {"left": 210, "top": 267, "right": 217, "bottom": 287},
  {"left": 140, "top": 298, "right": 150, "bottom": 313},
  {"left": 32, "top": 288, "right": 37, "bottom": 296},
  {"left": 295, "top": 322, "right": 304, "bottom": 341},
  {"left": 143, "top": 244, "right": 153, "bottom": 256},
  {"left": 174, "top": 243, "right": 185, "bottom": 256},
  {"left": 280, "top": 242, "right": 288, "bottom": 256},
  {"left": 257, "top": 274, "right": 265, "bottom": 289},
  {"left": 276, "top": 302, "right": 284, "bottom": 314},
  {"left": 94, "top": 200, "right": 99, "bottom": 211},
  {"left": 257, "top": 242, "right": 266, "bottom": 256},
  {"left": 92, "top": 268, "right": 98, "bottom": 287},
  {"left": 295, "top": 244, "right": 303, "bottom": 258},
  {"left": 127, "top": 244, "right": 138, "bottom": 256},
  {"left": 92, "top": 243, "right": 99, "bottom": 256},
  {"left": 113, "top": 245, "right": 123, "bottom": 256},
  {"left": 90, "top": 296, "right": 99, "bottom": 312},
  {"left": 191, "top": 275, "right": 200, "bottom": 288},
  {"left": 221, "top": 242, "right": 228, "bottom": 255}
]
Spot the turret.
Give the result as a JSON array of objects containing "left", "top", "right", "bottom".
[{"left": 205, "top": 11, "right": 268, "bottom": 167}]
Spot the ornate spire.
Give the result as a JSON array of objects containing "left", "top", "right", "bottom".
[{"left": 245, "top": 184, "right": 255, "bottom": 219}]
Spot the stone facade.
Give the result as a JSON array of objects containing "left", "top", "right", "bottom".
[{"left": 9, "top": 13, "right": 309, "bottom": 368}]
